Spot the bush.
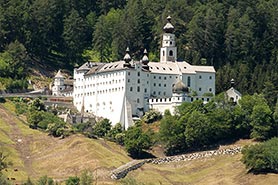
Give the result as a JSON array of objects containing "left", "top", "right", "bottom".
[
  {"left": 5, "top": 79, "right": 28, "bottom": 92},
  {"left": 93, "top": 118, "right": 111, "bottom": 137},
  {"left": 142, "top": 109, "right": 162, "bottom": 124},
  {"left": 107, "top": 122, "right": 123, "bottom": 142},
  {"left": 65, "top": 176, "right": 80, "bottom": 185},
  {"left": 15, "top": 102, "right": 28, "bottom": 115},
  {"left": 80, "top": 170, "right": 93, "bottom": 185},
  {"left": 241, "top": 137, "right": 278, "bottom": 173},
  {"left": 124, "top": 125, "right": 152, "bottom": 158},
  {"left": 37, "top": 175, "right": 54, "bottom": 185},
  {"left": 0, "top": 97, "right": 5, "bottom": 103}
]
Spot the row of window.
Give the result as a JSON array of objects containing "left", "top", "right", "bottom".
[
  {"left": 75, "top": 79, "right": 125, "bottom": 89},
  {"left": 150, "top": 97, "right": 211, "bottom": 103},
  {"left": 199, "top": 75, "right": 213, "bottom": 80},
  {"left": 153, "top": 83, "right": 167, "bottom": 87},
  {"left": 198, "top": 88, "right": 213, "bottom": 92},
  {"left": 76, "top": 72, "right": 125, "bottom": 82},
  {"left": 74, "top": 87, "right": 125, "bottom": 97}
]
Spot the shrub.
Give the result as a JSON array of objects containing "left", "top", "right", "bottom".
[
  {"left": 93, "top": 118, "right": 111, "bottom": 137},
  {"left": 37, "top": 175, "right": 54, "bottom": 185},
  {"left": 0, "top": 97, "right": 5, "bottom": 103},
  {"left": 107, "top": 122, "right": 123, "bottom": 142},
  {"left": 124, "top": 125, "right": 152, "bottom": 158},
  {"left": 65, "top": 176, "right": 80, "bottom": 185},
  {"left": 142, "top": 109, "right": 162, "bottom": 124},
  {"left": 241, "top": 137, "right": 278, "bottom": 173}
]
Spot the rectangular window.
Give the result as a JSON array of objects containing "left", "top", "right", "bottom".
[
  {"left": 209, "top": 76, "right": 212, "bottom": 79},
  {"left": 144, "top": 88, "right": 147, "bottom": 93},
  {"left": 199, "top": 88, "right": 202, "bottom": 91},
  {"left": 130, "top": 87, "right": 133, "bottom": 91},
  {"left": 138, "top": 79, "right": 140, "bottom": 83},
  {"left": 187, "top": 76, "right": 191, "bottom": 87},
  {"left": 138, "top": 72, "right": 140, "bottom": 76},
  {"left": 199, "top": 75, "right": 202, "bottom": 79},
  {"left": 137, "top": 86, "right": 140, "bottom": 92}
]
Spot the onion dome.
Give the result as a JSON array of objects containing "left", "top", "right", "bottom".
[
  {"left": 142, "top": 49, "right": 149, "bottom": 65},
  {"left": 172, "top": 80, "right": 189, "bottom": 93},
  {"left": 163, "top": 16, "right": 174, "bottom": 33},
  {"left": 123, "top": 47, "right": 131, "bottom": 63}
]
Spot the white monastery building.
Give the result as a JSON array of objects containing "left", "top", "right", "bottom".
[{"left": 73, "top": 16, "right": 216, "bottom": 129}]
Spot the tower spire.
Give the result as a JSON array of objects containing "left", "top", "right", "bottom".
[{"left": 160, "top": 16, "right": 177, "bottom": 62}]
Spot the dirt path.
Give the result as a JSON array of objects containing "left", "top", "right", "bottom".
[{"left": 0, "top": 104, "right": 36, "bottom": 178}]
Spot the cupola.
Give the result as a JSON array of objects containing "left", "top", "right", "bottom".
[
  {"left": 172, "top": 80, "right": 189, "bottom": 94},
  {"left": 142, "top": 49, "right": 149, "bottom": 65},
  {"left": 230, "top": 78, "right": 235, "bottom": 88},
  {"left": 123, "top": 47, "right": 132, "bottom": 67},
  {"left": 163, "top": 16, "right": 174, "bottom": 33}
]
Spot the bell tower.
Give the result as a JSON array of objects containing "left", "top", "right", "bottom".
[{"left": 160, "top": 16, "right": 177, "bottom": 62}]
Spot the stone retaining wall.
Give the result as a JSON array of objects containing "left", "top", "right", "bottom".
[
  {"left": 111, "top": 146, "right": 242, "bottom": 180},
  {"left": 111, "top": 160, "right": 147, "bottom": 180},
  {"left": 149, "top": 146, "right": 242, "bottom": 164}
]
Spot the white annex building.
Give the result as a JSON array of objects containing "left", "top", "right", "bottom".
[{"left": 73, "top": 16, "right": 216, "bottom": 129}]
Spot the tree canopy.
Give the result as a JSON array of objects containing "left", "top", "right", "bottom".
[{"left": 0, "top": 0, "right": 278, "bottom": 103}]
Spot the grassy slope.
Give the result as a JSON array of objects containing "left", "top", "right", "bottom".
[
  {"left": 127, "top": 141, "right": 278, "bottom": 185},
  {"left": 1, "top": 101, "right": 278, "bottom": 184},
  {"left": 0, "top": 101, "right": 131, "bottom": 184}
]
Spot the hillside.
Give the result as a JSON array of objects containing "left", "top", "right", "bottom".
[
  {"left": 1, "top": 0, "right": 278, "bottom": 104},
  {"left": 127, "top": 144, "right": 278, "bottom": 185},
  {"left": 0, "top": 101, "right": 278, "bottom": 184},
  {"left": 0, "top": 102, "right": 131, "bottom": 184}
]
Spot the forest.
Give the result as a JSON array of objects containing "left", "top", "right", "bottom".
[{"left": 0, "top": 0, "right": 278, "bottom": 104}]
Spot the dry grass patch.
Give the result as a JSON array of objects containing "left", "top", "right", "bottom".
[
  {"left": 127, "top": 153, "right": 278, "bottom": 185},
  {"left": 29, "top": 134, "right": 131, "bottom": 181}
]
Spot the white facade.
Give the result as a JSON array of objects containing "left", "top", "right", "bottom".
[
  {"left": 226, "top": 87, "right": 242, "bottom": 104},
  {"left": 52, "top": 70, "right": 73, "bottom": 97},
  {"left": 73, "top": 16, "right": 216, "bottom": 129},
  {"left": 52, "top": 70, "right": 65, "bottom": 96}
]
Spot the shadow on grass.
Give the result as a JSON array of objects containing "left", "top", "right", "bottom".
[
  {"left": 248, "top": 168, "right": 278, "bottom": 175},
  {"left": 129, "top": 151, "right": 156, "bottom": 160}
]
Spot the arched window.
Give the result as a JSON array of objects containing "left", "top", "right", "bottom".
[{"left": 169, "top": 50, "right": 173, "bottom": 56}]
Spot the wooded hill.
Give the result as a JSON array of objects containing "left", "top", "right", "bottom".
[{"left": 0, "top": 0, "right": 278, "bottom": 106}]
